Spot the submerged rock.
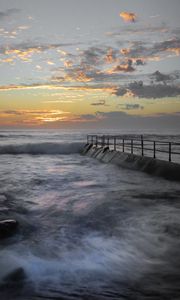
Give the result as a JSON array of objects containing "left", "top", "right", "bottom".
[
  {"left": 0, "top": 267, "right": 26, "bottom": 292},
  {"left": 0, "top": 219, "right": 18, "bottom": 239},
  {"left": 3, "top": 267, "right": 26, "bottom": 283}
]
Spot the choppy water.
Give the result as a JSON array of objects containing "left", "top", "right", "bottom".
[{"left": 0, "top": 130, "right": 180, "bottom": 300}]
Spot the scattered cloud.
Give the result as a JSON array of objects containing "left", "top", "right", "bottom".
[
  {"left": 150, "top": 15, "right": 160, "bottom": 19},
  {"left": 43, "top": 100, "right": 74, "bottom": 104},
  {"left": 136, "top": 59, "right": 145, "bottom": 66},
  {"left": 151, "top": 70, "right": 179, "bottom": 84},
  {"left": 108, "top": 59, "right": 135, "bottom": 73},
  {"left": 118, "top": 103, "right": 144, "bottom": 110},
  {"left": 120, "top": 12, "right": 137, "bottom": 23},
  {"left": 1, "top": 68, "right": 180, "bottom": 100},
  {"left": 91, "top": 100, "right": 107, "bottom": 106},
  {"left": 114, "top": 80, "right": 180, "bottom": 99},
  {"left": 47, "top": 60, "right": 55, "bottom": 65},
  {"left": 104, "top": 48, "right": 118, "bottom": 64},
  {"left": 0, "top": 41, "right": 80, "bottom": 64},
  {"left": 0, "top": 8, "right": 20, "bottom": 20}
]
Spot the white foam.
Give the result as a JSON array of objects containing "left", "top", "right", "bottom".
[{"left": 0, "top": 142, "right": 84, "bottom": 155}]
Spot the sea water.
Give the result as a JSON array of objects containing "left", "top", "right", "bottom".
[{"left": 0, "top": 130, "right": 180, "bottom": 300}]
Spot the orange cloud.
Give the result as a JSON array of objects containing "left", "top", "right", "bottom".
[
  {"left": 0, "top": 57, "right": 15, "bottom": 64},
  {"left": 63, "top": 71, "right": 93, "bottom": 83},
  {"left": 106, "top": 60, "right": 135, "bottom": 73},
  {"left": 120, "top": 48, "right": 131, "bottom": 55},
  {"left": 105, "top": 48, "right": 116, "bottom": 64},
  {"left": 0, "top": 83, "right": 117, "bottom": 96},
  {"left": 167, "top": 48, "right": 180, "bottom": 56},
  {"left": 4, "top": 48, "right": 41, "bottom": 62},
  {"left": 47, "top": 60, "right": 55, "bottom": 65},
  {"left": 120, "top": 12, "right": 137, "bottom": 23},
  {"left": 64, "top": 60, "right": 73, "bottom": 68}
]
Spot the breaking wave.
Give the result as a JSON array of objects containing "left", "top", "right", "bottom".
[{"left": 0, "top": 142, "right": 84, "bottom": 155}]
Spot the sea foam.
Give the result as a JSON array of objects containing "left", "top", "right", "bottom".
[{"left": 0, "top": 142, "right": 84, "bottom": 155}]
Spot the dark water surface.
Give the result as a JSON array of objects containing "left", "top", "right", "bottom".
[{"left": 0, "top": 131, "right": 180, "bottom": 300}]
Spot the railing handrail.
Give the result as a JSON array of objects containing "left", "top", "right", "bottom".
[
  {"left": 87, "top": 134, "right": 180, "bottom": 145},
  {"left": 87, "top": 134, "right": 180, "bottom": 163}
]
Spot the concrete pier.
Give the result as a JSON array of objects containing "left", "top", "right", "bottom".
[{"left": 82, "top": 144, "right": 180, "bottom": 181}]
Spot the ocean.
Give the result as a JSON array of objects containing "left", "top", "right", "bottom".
[{"left": 0, "top": 130, "right": 180, "bottom": 300}]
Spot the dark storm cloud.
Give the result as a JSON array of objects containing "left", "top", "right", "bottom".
[{"left": 0, "top": 8, "right": 20, "bottom": 20}]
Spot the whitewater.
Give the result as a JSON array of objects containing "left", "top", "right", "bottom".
[{"left": 0, "top": 130, "right": 180, "bottom": 300}]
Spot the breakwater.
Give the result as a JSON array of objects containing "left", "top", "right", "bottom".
[{"left": 83, "top": 136, "right": 180, "bottom": 181}]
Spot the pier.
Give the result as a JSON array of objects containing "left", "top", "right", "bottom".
[
  {"left": 83, "top": 135, "right": 180, "bottom": 181},
  {"left": 87, "top": 135, "right": 180, "bottom": 163}
]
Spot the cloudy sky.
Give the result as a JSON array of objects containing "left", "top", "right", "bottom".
[{"left": 0, "top": 0, "right": 180, "bottom": 130}]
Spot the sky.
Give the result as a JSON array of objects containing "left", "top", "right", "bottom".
[{"left": 0, "top": 0, "right": 180, "bottom": 131}]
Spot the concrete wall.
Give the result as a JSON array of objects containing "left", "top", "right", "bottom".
[{"left": 82, "top": 143, "right": 180, "bottom": 182}]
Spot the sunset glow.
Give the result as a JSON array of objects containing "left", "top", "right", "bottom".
[{"left": 0, "top": 0, "right": 180, "bottom": 130}]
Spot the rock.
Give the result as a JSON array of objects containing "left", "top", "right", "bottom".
[
  {"left": 0, "top": 255, "right": 23, "bottom": 283},
  {"left": 3, "top": 267, "right": 26, "bottom": 283},
  {"left": 0, "top": 219, "right": 18, "bottom": 239},
  {"left": 0, "top": 268, "right": 26, "bottom": 291}
]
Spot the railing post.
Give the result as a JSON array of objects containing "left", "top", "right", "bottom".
[
  {"left": 131, "top": 139, "right": 133, "bottom": 154},
  {"left": 102, "top": 135, "right": 105, "bottom": 147},
  {"left": 122, "top": 139, "right": 124, "bottom": 152},
  {"left": 114, "top": 137, "right": 116, "bottom": 151},
  {"left": 141, "top": 135, "right": 144, "bottom": 156},
  {"left": 153, "top": 141, "right": 156, "bottom": 159},
  {"left": 85, "top": 135, "right": 178, "bottom": 163},
  {"left": 169, "top": 142, "right": 171, "bottom": 162}
]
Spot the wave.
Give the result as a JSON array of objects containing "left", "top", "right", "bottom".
[
  {"left": 0, "top": 133, "right": 34, "bottom": 139},
  {"left": 0, "top": 142, "right": 84, "bottom": 155}
]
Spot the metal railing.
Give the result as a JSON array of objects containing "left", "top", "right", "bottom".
[{"left": 87, "top": 135, "right": 180, "bottom": 163}]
